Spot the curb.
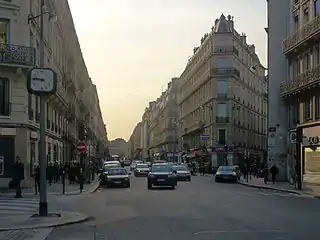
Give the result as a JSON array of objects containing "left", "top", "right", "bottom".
[
  {"left": 0, "top": 213, "right": 93, "bottom": 231},
  {"left": 237, "top": 181, "right": 301, "bottom": 195},
  {"left": 89, "top": 181, "right": 100, "bottom": 193}
]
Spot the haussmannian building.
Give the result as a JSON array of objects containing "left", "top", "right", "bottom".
[
  {"left": 178, "top": 14, "right": 267, "bottom": 167},
  {"left": 273, "top": 0, "right": 320, "bottom": 184},
  {"left": 0, "top": 0, "right": 108, "bottom": 188}
]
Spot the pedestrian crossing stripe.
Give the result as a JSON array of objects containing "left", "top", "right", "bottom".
[{"left": 0, "top": 197, "right": 38, "bottom": 214}]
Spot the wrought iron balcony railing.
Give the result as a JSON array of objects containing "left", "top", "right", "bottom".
[
  {"left": 0, "top": 43, "right": 36, "bottom": 66},
  {"left": 211, "top": 68, "right": 240, "bottom": 77},
  {"left": 280, "top": 65, "right": 320, "bottom": 98},
  {"left": 283, "top": 14, "right": 320, "bottom": 55}
]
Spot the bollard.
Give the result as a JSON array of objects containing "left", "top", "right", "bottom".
[{"left": 62, "top": 170, "right": 65, "bottom": 194}]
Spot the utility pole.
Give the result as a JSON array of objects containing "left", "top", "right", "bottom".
[{"left": 38, "top": 0, "right": 48, "bottom": 216}]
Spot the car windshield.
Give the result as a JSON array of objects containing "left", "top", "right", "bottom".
[
  {"left": 218, "top": 166, "right": 234, "bottom": 172},
  {"left": 107, "top": 168, "right": 127, "bottom": 175},
  {"left": 137, "top": 164, "right": 148, "bottom": 168},
  {"left": 103, "top": 164, "right": 119, "bottom": 171},
  {"left": 173, "top": 165, "right": 187, "bottom": 171},
  {"left": 151, "top": 164, "right": 172, "bottom": 172}
]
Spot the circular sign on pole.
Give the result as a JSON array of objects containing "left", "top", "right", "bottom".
[{"left": 76, "top": 142, "right": 87, "bottom": 153}]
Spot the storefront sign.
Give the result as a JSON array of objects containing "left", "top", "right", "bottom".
[{"left": 309, "top": 136, "right": 320, "bottom": 145}]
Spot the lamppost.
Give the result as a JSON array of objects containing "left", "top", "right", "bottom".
[{"left": 27, "top": 1, "right": 57, "bottom": 217}]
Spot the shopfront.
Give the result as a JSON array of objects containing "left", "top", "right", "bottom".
[{"left": 302, "top": 125, "right": 320, "bottom": 186}]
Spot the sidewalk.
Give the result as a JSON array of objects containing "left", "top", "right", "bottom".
[
  {"left": 0, "top": 176, "right": 100, "bottom": 197},
  {"left": 238, "top": 177, "right": 320, "bottom": 198}
]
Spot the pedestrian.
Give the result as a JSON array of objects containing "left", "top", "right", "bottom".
[
  {"left": 33, "top": 164, "right": 40, "bottom": 195},
  {"left": 263, "top": 164, "right": 269, "bottom": 184},
  {"left": 12, "top": 156, "right": 25, "bottom": 198},
  {"left": 270, "top": 164, "right": 279, "bottom": 184}
]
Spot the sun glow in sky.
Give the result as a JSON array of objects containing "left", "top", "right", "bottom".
[{"left": 68, "top": 0, "right": 267, "bottom": 140}]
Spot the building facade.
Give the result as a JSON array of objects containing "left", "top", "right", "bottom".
[
  {"left": 108, "top": 138, "right": 128, "bottom": 158},
  {"left": 0, "top": 0, "right": 107, "bottom": 188},
  {"left": 178, "top": 14, "right": 267, "bottom": 167},
  {"left": 276, "top": 0, "right": 320, "bottom": 184},
  {"left": 128, "top": 122, "right": 142, "bottom": 159},
  {"left": 147, "top": 78, "right": 179, "bottom": 161}
]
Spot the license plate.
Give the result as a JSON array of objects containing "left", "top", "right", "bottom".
[
  {"left": 157, "top": 179, "right": 165, "bottom": 182},
  {"left": 114, "top": 181, "right": 121, "bottom": 184}
]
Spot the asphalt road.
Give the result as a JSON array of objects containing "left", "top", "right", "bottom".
[{"left": 46, "top": 174, "right": 320, "bottom": 240}]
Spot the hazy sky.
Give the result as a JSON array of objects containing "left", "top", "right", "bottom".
[{"left": 68, "top": 0, "right": 267, "bottom": 141}]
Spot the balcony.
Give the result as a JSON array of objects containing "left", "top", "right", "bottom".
[
  {"left": 211, "top": 68, "right": 240, "bottom": 78},
  {"left": 283, "top": 14, "right": 320, "bottom": 55},
  {"left": 216, "top": 116, "right": 229, "bottom": 123},
  {"left": 0, "top": 43, "right": 35, "bottom": 66},
  {"left": 213, "top": 46, "right": 239, "bottom": 56},
  {"left": 280, "top": 65, "right": 320, "bottom": 98}
]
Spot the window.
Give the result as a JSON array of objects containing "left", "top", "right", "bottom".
[
  {"left": 218, "top": 80, "right": 228, "bottom": 94},
  {"left": 217, "top": 103, "right": 227, "bottom": 117},
  {"left": 316, "top": 95, "right": 320, "bottom": 119},
  {"left": 0, "top": 78, "right": 10, "bottom": 116},
  {"left": 0, "top": 19, "right": 9, "bottom": 45},
  {"left": 304, "top": 97, "right": 313, "bottom": 121},
  {"left": 218, "top": 129, "right": 226, "bottom": 144},
  {"left": 217, "top": 59, "right": 228, "bottom": 68},
  {"left": 303, "top": 9, "right": 309, "bottom": 24},
  {"left": 315, "top": 0, "right": 320, "bottom": 16},
  {"left": 294, "top": 15, "right": 299, "bottom": 31}
]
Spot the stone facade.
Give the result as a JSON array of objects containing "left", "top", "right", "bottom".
[{"left": 0, "top": 0, "right": 108, "bottom": 188}]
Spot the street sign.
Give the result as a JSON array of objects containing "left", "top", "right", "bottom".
[
  {"left": 76, "top": 142, "right": 87, "bottom": 153},
  {"left": 200, "top": 135, "right": 210, "bottom": 140},
  {"left": 27, "top": 67, "right": 57, "bottom": 94}
]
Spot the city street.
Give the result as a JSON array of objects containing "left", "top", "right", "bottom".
[{"left": 42, "top": 174, "right": 320, "bottom": 240}]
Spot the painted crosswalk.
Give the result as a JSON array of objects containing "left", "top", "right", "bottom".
[{"left": 0, "top": 196, "right": 39, "bottom": 215}]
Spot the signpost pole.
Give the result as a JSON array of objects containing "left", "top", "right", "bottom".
[{"left": 39, "top": 0, "right": 48, "bottom": 217}]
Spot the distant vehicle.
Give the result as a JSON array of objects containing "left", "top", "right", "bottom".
[
  {"left": 172, "top": 165, "right": 191, "bottom": 181},
  {"left": 215, "top": 166, "right": 238, "bottom": 183},
  {"left": 134, "top": 163, "right": 150, "bottom": 177},
  {"left": 122, "top": 159, "right": 132, "bottom": 166},
  {"left": 100, "top": 161, "right": 121, "bottom": 174},
  {"left": 145, "top": 161, "right": 152, "bottom": 167},
  {"left": 111, "top": 155, "right": 120, "bottom": 161},
  {"left": 147, "top": 163, "right": 177, "bottom": 190},
  {"left": 130, "top": 160, "right": 143, "bottom": 171},
  {"left": 101, "top": 168, "right": 130, "bottom": 188}
]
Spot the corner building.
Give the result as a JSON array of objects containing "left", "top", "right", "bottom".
[
  {"left": 178, "top": 14, "right": 267, "bottom": 167},
  {"left": 0, "top": 0, "right": 108, "bottom": 188}
]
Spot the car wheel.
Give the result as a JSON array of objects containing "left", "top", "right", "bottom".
[
  {"left": 188, "top": 177, "right": 191, "bottom": 182},
  {"left": 147, "top": 181, "right": 152, "bottom": 189},
  {"left": 171, "top": 185, "right": 175, "bottom": 189}
]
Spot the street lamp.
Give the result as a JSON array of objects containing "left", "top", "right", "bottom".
[{"left": 27, "top": 1, "right": 56, "bottom": 217}]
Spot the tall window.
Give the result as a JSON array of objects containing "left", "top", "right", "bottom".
[
  {"left": 217, "top": 103, "right": 227, "bottom": 117},
  {"left": 315, "top": 0, "right": 320, "bottom": 16},
  {"left": 218, "top": 80, "right": 228, "bottom": 94},
  {"left": 0, "top": 78, "right": 9, "bottom": 116},
  {"left": 217, "top": 59, "right": 228, "bottom": 68},
  {"left": 304, "top": 97, "right": 313, "bottom": 121},
  {"left": 218, "top": 129, "right": 226, "bottom": 144},
  {"left": 294, "top": 15, "right": 299, "bottom": 31},
  {"left": 0, "top": 19, "right": 9, "bottom": 45}
]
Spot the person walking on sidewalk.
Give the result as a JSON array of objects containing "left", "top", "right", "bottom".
[
  {"left": 270, "top": 164, "right": 279, "bottom": 184},
  {"left": 33, "top": 164, "right": 40, "bottom": 195},
  {"left": 12, "top": 156, "right": 25, "bottom": 198},
  {"left": 263, "top": 164, "right": 269, "bottom": 184}
]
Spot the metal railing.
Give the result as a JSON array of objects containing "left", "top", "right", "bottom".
[{"left": 0, "top": 43, "right": 36, "bottom": 66}]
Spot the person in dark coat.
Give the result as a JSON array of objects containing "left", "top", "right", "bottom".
[
  {"left": 12, "top": 156, "right": 24, "bottom": 198},
  {"left": 270, "top": 164, "right": 279, "bottom": 184}
]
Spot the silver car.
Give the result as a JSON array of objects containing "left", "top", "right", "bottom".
[{"left": 172, "top": 165, "right": 191, "bottom": 181}]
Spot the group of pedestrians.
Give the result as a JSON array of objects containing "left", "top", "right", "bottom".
[{"left": 242, "top": 163, "right": 279, "bottom": 184}]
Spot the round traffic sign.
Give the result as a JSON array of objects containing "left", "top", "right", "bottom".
[
  {"left": 270, "top": 133, "right": 275, "bottom": 138},
  {"left": 76, "top": 142, "right": 87, "bottom": 153}
]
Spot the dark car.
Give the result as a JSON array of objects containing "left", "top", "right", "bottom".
[
  {"left": 215, "top": 166, "right": 238, "bottom": 183},
  {"left": 172, "top": 165, "right": 191, "bottom": 181},
  {"left": 101, "top": 168, "right": 130, "bottom": 188},
  {"left": 147, "top": 163, "right": 177, "bottom": 190},
  {"left": 134, "top": 163, "right": 150, "bottom": 177}
]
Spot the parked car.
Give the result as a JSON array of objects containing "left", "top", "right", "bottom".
[
  {"left": 130, "top": 160, "right": 143, "bottom": 171},
  {"left": 147, "top": 163, "right": 177, "bottom": 190},
  {"left": 134, "top": 163, "right": 150, "bottom": 177}
]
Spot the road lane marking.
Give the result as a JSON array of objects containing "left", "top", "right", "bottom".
[{"left": 193, "top": 229, "right": 286, "bottom": 235}]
